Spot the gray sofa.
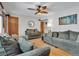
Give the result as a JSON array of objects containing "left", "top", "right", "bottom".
[
  {"left": 43, "top": 30, "right": 79, "bottom": 56},
  {"left": 17, "top": 46, "right": 50, "bottom": 56},
  {"left": 25, "top": 29, "right": 42, "bottom": 39},
  {"left": 0, "top": 35, "right": 50, "bottom": 56}
]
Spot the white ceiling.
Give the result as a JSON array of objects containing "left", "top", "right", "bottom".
[{"left": 2, "top": 2, "right": 79, "bottom": 18}]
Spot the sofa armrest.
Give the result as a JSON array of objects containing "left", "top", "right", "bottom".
[{"left": 17, "top": 46, "right": 50, "bottom": 56}]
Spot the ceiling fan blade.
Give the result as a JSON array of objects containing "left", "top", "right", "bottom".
[
  {"left": 41, "top": 11, "right": 48, "bottom": 14},
  {"left": 42, "top": 6, "right": 47, "bottom": 9},
  {"left": 41, "top": 6, "right": 47, "bottom": 11},
  {"left": 27, "top": 8, "right": 35, "bottom": 10},
  {"left": 35, "top": 12, "right": 38, "bottom": 15}
]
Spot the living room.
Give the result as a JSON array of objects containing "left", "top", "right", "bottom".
[{"left": 0, "top": 2, "right": 79, "bottom": 56}]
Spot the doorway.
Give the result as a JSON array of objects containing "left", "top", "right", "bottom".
[
  {"left": 40, "top": 21, "right": 45, "bottom": 33},
  {"left": 8, "top": 16, "right": 19, "bottom": 36}
]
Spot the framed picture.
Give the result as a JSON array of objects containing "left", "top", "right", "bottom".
[
  {"left": 28, "top": 20, "right": 35, "bottom": 27},
  {"left": 59, "top": 14, "right": 77, "bottom": 25}
]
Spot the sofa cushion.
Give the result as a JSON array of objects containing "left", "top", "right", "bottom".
[
  {"left": 2, "top": 39, "right": 21, "bottom": 56},
  {"left": 0, "top": 36, "right": 21, "bottom": 56},
  {"left": 43, "top": 35, "right": 53, "bottom": 45},
  {"left": 18, "top": 37, "right": 33, "bottom": 52},
  {"left": 69, "top": 31, "right": 78, "bottom": 41},
  {"left": 58, "top": 32, "right": 69, "bottom": 40},
  {"left": 76, "top": 35, "right": 79, "bottom": 42},
  {"left": 0, "top": 48, "right": 6, "bottom": 56}
]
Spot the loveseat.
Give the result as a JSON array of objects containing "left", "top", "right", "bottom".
[{"left": 43, "top": 30, "right": 79, "bottom": 56}]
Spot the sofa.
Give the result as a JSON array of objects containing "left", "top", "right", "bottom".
[
  {"left": 0, "top": 34, "right": 50, "bottom": 56},
  {"left": 17, "top": 46, "right": 50, "bottom": 56},
  {"left": 43, "top": 30, "right": 79, "bottom": 56},
  {"left": 25, "top": 29, "right": 42, "bottom": 39}
]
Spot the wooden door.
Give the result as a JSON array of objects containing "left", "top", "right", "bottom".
[
  {"left": 8, "top": 16, "right": 19, "bottom": 36},
  {"left": 40, "top": 21, "right": 45, "bottom": 33}
]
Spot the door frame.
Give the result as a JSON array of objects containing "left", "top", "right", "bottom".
[
  {"left": 8, "top": 16, "right": 19, "bottom": 36},
  {"left": 40, "top": 21, "right": 45, "bottom": 33}
]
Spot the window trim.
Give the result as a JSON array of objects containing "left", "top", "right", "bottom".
[{"left": 0, "top": 14, "right": 4, "bottom": 34}]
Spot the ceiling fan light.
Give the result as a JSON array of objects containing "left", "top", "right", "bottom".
[{"left": 37, "top": 12, "right": 42, "bottom": 16}]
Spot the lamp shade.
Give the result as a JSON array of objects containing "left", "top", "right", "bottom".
[{"left": 47, "top": 23, "right": 51, "bottom": 27}]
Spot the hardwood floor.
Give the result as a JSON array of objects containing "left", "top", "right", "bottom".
[{"left": 30, "top": 38, "right": 71, "bottom": 56}]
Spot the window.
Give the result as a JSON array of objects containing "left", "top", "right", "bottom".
[{"left": 0, "top": 16, "right": 3, "bottom": 34}]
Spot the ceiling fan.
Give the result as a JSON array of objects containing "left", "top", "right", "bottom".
[
  {"left": 0, "top": 2, "right": 10, "bottom": 16},
  {"left": 27, "top": 5, "right": 48, "bottom": 15}
]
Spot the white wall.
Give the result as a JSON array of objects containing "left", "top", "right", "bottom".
[
  {"left": 19, "top": 16, "right": 40, "bottom": 36},
  {"left": 50, "top": 6, "right": 79, "bottom": 32},
  {"left": 18, "top": 14, "right": 52, "bottom": 36},
  {"left": 0, "top": 6, "right": 3, "bottom": 34},
  {"left": 0, "top": 16, "right": 3, "bottom": 34},
  {"left": 19, "top": 6, "right": 79, "bottom": 35}
]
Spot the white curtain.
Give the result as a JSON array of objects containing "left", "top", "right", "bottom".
[{"left": 0, "top": 16, "right": 3, "bottom": 34}]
